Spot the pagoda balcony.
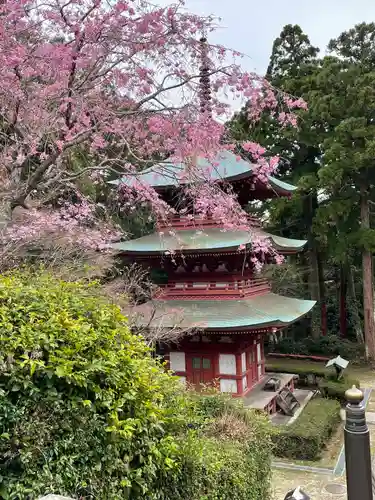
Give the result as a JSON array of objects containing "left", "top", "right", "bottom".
[
  {"left": 156, "top": 214, "right": 262, "bottom": 231},
  {"left": 154, "top": 276, "right": 271, "bottom": 300}
]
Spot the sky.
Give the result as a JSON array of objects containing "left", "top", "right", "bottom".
[{"left": 170, "top": 0, "right": 375, "bottom": 75}]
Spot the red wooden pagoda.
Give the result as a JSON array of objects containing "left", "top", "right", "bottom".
[
  {"left": 111, "top": 38, "right": 315, "bottom": 412},
  {"left": 111, "top": 151, "right": 316, "bottom": 411}
]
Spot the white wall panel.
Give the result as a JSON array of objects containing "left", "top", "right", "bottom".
[
  {"left": 169, "top": 352, "right": 186, "bottom": 372},
  {"left": 241, "top": 352, "right": 246, "bottom": 373},
  {"left": 219, "top": 354, "right": 236, "bottom": 375},
  {"left": 220, "top": 379, "right": 237, "bottom": 393}
]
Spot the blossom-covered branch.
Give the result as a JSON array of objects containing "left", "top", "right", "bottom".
[{"left": 0, "top": 0, "right": 305, "bottom": 262}]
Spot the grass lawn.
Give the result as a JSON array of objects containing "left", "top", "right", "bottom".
[{"left": 266, "top": 357, "right": 375, "bottom": 387}]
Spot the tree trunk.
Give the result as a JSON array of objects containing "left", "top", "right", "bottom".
[
  {"left": 360, "top": 185, "right": 375, "bottom": 361},
  {"left": 347, "top": 264, "right": 364, "bottom": 344},
  {"left": 308, "top": 246, "right": 321, "bottom": 338},
  {"left": 306, "top": 192, "right": 322, "bottom": 339},
  {"left": 317, "top": 250, "right": 327, "bottom": 336},
  {"left": 300, "top": 251, "right": 313, "bottom": 337},
  {"left": 339, "top": 265, "right": 348, "bottom": 337}
]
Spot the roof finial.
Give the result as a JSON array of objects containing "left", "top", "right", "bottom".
[{"left": 199, "top": 35, "right": 212, "bottom": 117}]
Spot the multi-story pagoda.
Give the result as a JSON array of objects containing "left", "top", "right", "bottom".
[
  {"left": 111, "top": 38, "right": 315, "bottom": 413},
  {"left": 111, "top": 151, "right": 316, "bottom": 412}
]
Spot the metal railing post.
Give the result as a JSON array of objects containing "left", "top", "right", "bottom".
[{"left": 345, "top": 385, "right": 373, "bottom": 500}]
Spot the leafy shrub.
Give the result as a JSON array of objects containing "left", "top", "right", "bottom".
[
  {"left": 265, "top": 334, "right": 364, "bottom": 361},
  {"left": 273, "top": 398, "right": 340, "bottom": 460},
  {"left": 0, "top": 271, "right": 272, "bottom": 500},
  {"left": 319, "top": 377, "right": 360, "bottom": 402},
  {"left": 165, "top": 403, "right": 272, "bottom": 500}
]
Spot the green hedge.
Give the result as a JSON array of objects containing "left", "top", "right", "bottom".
[
  {"left": 265, "top": 335, "right": 364, "bottom": 361},
  {"left": 0, "top": 271, "right": 273, "bottom": 500},
  {"left": 273, "top": 398, "right": 341, "bottom": 460},
  {"left": 319, "top": 377, "right": 360, "bottom": 402}
]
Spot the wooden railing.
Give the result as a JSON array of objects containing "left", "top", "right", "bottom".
[
  {"left": 155, "top": 277, "right": 271, "bottom": 299},
  {"left": 156, "top": 214, "right": 262, "bottom": 230}
]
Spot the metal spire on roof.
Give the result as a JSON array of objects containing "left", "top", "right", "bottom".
[{"left": 198, "top": 36, "right": 212, "bottom": 117}]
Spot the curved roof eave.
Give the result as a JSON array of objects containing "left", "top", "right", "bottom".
[
  {"left": 111, "top": 228, "right": 307, "bottom": 255},
  {"left": 108, "top": 150, "right": 297, "bottom": 195},
  {"left": 129, "top": 293, "right": 316, "bottom": 330}
]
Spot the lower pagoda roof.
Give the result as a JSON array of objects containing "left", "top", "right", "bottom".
[
  {"left": 112, "top": 227, "right": 307, "bottom": 255},
  {"left": 131, "top": 293, "right": 316, "bottom": 332}
]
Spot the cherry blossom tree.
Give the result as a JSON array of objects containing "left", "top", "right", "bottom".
[{"left": 0, "top": 0, "right": 304, "bottom": 263}]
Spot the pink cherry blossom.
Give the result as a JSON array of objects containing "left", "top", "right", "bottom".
[
  {"left": 3, "top": 197, "right": 121, "bottom": 252},
  {"left": 0, "top": 0, "right": 305, "bottom": 259}
]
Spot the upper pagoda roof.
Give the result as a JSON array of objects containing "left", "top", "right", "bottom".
[
  {"left": 112, "top": 227, "right": 307, "bottom": 255},
  {"left": 130, "top": 293, "right": 316, "bottom": 331},
  {"left": 109, "top": 150, "right": 297, "bottom": 197}
]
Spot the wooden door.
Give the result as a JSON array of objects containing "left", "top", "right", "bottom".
[{"left": 190, "top": 355, "right": 214, "bottom": 389}]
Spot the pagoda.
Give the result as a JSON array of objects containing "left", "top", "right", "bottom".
[{"left": 111, "top": 40, "right": 315, "bottom": 413}]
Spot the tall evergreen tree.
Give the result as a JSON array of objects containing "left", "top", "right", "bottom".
[
  {"left": 229, "top": 25, "right": 326, "bottom": 338},
  {"left": 328, "top": 22, "right": 375, "bottom": 68},
  {"left": 312, "top": 24, "right": 375, "bottom": 359},
  {"left": 266, "top": 24, "right": 320, "bottom": 84}
]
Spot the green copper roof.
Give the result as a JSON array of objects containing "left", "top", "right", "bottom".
[
  {"left": 109, "top": 150, "right": 297, "bottom": 195},
  {"left": 131, "top": 293, "right": 316, "bottom": 330},
  {"left": 112, "top": 228, "right": 307, "bottom": 254}
]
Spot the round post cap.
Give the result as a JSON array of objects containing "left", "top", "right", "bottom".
[{"left": 345, "top": 385, "right": 363, "bottom": 404}]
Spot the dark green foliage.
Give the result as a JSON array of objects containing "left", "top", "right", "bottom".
[
  {"left": 328, "top": 22, "right": 375, "bottom": 68},
  {"left": 229, "top": 24, "right": 326, "bottom": 339},
  {"left": 230, "top": 22, "right": 375, "bottom": 345},
  {"left": 266, "top": 335, "right": 364, "bottom": 360},
  {"left": 266, "top": 24, "right": 320, "bottom": 84},
  {"left": 0, "top": 271, "right": 272, "bottom": 500},
  {"left": 273, "top": 398, "right": 340, "bottom": 460}
]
